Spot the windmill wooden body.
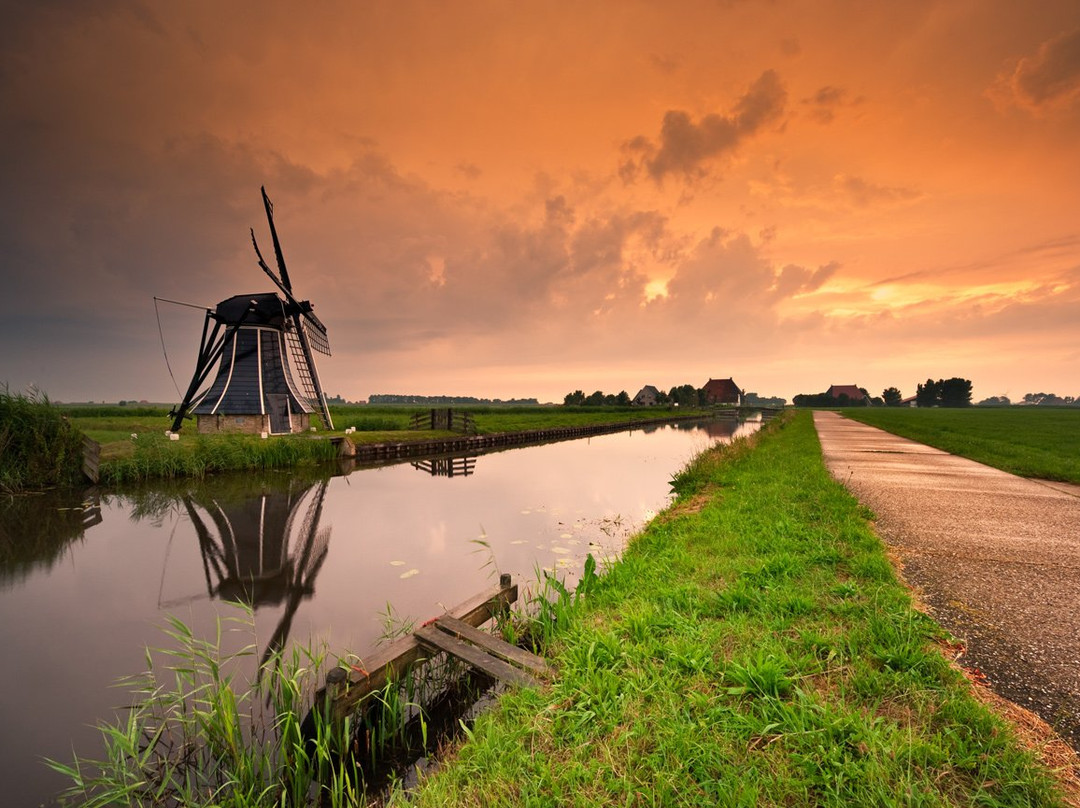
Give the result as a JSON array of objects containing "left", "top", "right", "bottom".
[{"left": 169, "top": 188, "right": 334, "bottom": 434}]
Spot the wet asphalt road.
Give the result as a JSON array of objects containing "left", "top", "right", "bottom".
[{"left": 813, "top": 411, "right": 1080, "bottom": 748}]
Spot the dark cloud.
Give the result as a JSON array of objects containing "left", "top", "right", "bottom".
[
  {"left": 996, "top": 27, "right": 1080, "bottom": 111},
  {"left": 622, "top": 70, "right": 787, "bottom": 183},
  {"left": 770, "top": 262, "right": 840, "bottom": 299}
]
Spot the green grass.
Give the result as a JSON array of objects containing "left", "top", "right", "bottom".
[
  {"left": 399, "top": 412, "right": 1071, "bottom": 807},
  {"left": 98, "top": 431, "right": 340, "bottom": 485},
  {"left": 842, "top": 408, "right": 1080, "bottom": 484},
  {"left": 0, "top": 387, "right": 86, "bottom": 492},
  {"left": 66, "top": 405, "right": 714, "bottom": 483}
]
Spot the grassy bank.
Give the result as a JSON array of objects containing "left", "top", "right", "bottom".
[
  {"left": 401, "top": 411, "right": 1073, "bottom": 807},
  {"left": 65, "top": 405, "right": 711, "bottom": 484},
  {"left": 0, "top": 388, "right": 86, "bottom": 492},
  {"left": 842, "top": 408, "right": 1080, "bottom": 484}
]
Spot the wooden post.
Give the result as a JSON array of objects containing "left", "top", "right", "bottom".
[{"left": 81, "top": 437, "right": 100, "bottom": 484}]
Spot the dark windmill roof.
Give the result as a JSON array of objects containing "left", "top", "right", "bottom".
[{"left": 213, "top": 293, "right": 287, "bottom": 328}]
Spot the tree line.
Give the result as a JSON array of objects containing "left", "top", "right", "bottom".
[
  {"left": 369, "top": 393, "right": 540, "bottom": 404},
  {"left": 564, "top": 384, "right": 704, "bottom": 407},
  {"left": 793, "top": 377, "right": 975, "bottom": 408}
]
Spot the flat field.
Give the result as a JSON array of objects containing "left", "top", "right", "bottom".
[{"left": 841, "top": 407, "right": 1080, "bottom": 485}]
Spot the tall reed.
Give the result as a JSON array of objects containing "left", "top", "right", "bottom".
[
  {"left": 0, "top": 385, "right": 86, "bottom": 492},
  {"left": 47, "top": 606, "right": 362, "bottom": 807}
]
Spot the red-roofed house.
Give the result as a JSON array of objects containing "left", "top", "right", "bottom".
[
  {"left": 702, "top": 378, "right": 744, "bottom": 405},
  {"left": 826, "top": 384, "right": 870, "bottom": 405}
]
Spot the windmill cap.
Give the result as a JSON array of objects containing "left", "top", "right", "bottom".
[{"left": 214, "top": 293, "right": 286, "bottom": 327}]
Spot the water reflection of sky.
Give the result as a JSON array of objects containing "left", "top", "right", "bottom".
[{"left": 0, "top": 417, "right": 756, "bottom": 807}]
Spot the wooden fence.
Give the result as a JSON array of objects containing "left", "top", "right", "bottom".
[{"left": 408, "top": 408, "right": 477, "bottom": 434}]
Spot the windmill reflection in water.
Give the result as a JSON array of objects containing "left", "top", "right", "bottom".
[{"left": 173, "top": 476, "right": 332, "bottom": 671}]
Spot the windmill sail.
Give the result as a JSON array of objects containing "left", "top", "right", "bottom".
[{"left": 252, "top": 188, "right": 334, "bottom": 430}]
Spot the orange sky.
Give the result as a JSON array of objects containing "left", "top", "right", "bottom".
[{"left": 2, "top": 1, "right": 1078, "bottom": 403}]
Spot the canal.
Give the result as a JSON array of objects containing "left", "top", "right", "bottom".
[{"left": 0, "top": 416, "right": 759, "bottom": 806}]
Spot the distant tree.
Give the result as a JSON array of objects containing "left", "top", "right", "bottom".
[
  {"left": 584, "top": 390, "right": 607, "bottom": 406},
  {"left": 743, "top": 392, "right": 787, "bottom": 407},
  {"left": 882, "top": 387, "right": 903, "bottom": 407},
  {"left": 667, "top": 384, "right": 702, "bottom": 408},
  {"left": 938, "top": 377, "right": 972, "bottom": 407},
  {"left": 615, "top": 390, "right": 631, "bottom": 406},
  {"left": 976, "top": 395, "right": 1011, "bottom": 407},
  {"left": 1023, "top": 392, "right": 1074, "bottom": 406},
  {"left": 915, "top": 379, "right": 940, "bottom": 407},
  {"left": 870, "top": 396, "right": 885, "bottom": 407},
  {"left": 563, "top": 390, "right": 586, "bottom": 406},
  {"left": 793, "top": 391, "right": 841, "bottom": 407}
]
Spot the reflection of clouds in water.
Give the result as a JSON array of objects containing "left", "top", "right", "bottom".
[
  {"left": 400, "top": 568, "right": 420, "bottom": 579},
  {"left": 390, "top": 560, "right": 405, "bottom": 566}
]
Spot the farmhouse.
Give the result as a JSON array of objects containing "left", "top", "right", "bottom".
[
  {"left": 632, "top": 385, "right": 662, "bottom": 406},
  {"left": 826, "top": 384, "right": 870, "bottom": 405},
  {"left": 702, "top": 378, "right": 744, "bottom": 406}
]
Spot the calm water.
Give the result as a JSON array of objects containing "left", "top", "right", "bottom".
[{"left": 0, "top": 417, "right": 757, "bottom": 806}]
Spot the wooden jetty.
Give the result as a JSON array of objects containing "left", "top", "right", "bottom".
[{"left": 324, "top": 573, "right": 552, "bottom": 720}]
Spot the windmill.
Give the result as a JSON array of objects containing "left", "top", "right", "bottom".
[{"left": 168, "top": 187, "right": 334, "bottom": 434}]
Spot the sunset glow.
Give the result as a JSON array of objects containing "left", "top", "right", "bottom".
[{"left": 1, "top": 2, "right": 1078, "bottom": 404}]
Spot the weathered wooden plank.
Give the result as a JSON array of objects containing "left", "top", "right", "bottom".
[
  {"left": 330, "top": 576, "right": 517, "bottom": 718},
  {"left": 414, "top": 625, "right": 538, "bottom": 688},
  {"left": 81, "top": 437, "right": 100, "bottom": 484},
  {"left": 434, "top": 615, "right": 553, "bottom": 680}
]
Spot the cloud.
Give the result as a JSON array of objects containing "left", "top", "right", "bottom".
[
  {"left": 801, "top": 85, "right": 862, "bottom": 124},
  {"left": 833, "top": 174, "right": 923, "bottom": 208},
  {"left": 771, "top": 262, "right": 840, "bottom": 299},
  {"left": 622, "top": 70, "right": 787, "bottom": 183},
  {"left": 992, "top": 28, "right": 1080, "bottom": 112}
]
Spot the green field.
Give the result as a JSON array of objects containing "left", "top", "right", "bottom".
[{"left": 841, "top": 408, "right": 1080, "bottom": 485}]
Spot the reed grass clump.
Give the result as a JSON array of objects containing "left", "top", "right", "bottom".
[
  {"left": 0, "top": 386, "right": 86, "bottom": 492},
  {"left": 48, "top": 606, "right": 365, "bottom": 807}
]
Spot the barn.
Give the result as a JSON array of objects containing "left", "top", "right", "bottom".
[{"left": 702, "top": 378, "right": 744, "bottom": 405}]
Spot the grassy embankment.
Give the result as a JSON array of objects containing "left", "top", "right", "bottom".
[
  {"left": 842, "top": 407, "right": 1080, "bottom": 485},
  {"left": 400, "top": 411, "right": 1075, "bottom": 807},
  {"left": 63, "top": 404, "right": 709, "bottom": 485},
  {"left": 0, "top": 389, "right": 86, "bottom": 492}
]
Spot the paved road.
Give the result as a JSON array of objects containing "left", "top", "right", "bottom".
[{"left": 813, "top": 411, "right": 1080, "bottom": 747}]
